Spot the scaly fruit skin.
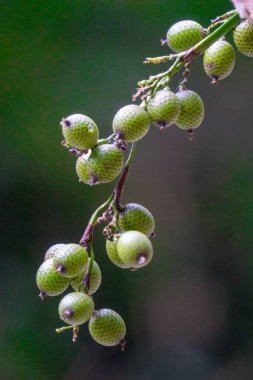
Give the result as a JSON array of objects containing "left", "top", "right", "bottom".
[
  {"left": 118, "top": 203, "right": 155, "bottom": 237},
  {"left": 44, "top": 243, "right": 66, "bottom": 261},
  {"left": 147, "top": 88, "right": 181, "bottom": 129},
  {"left": 117, "top": 231, "right": 153, "bottom": 268},
  {"left": 61, "top": 114, "right": 99, "bottom": 150},
  {"left": 58, "top": 292, "right": 94, "bottom": 325},
  {"left": 203, "top": 39, "right": 235, "bottom": 82},
  {"left": 112, "top": 105, "right": 150, "bottom": 142},
  {"left": 76, "top": 144, "right": 124, "bottom": 186},
  {"left": 166, "top": 20, "right": 204, "bottom": 53},
  {"left": 106, "top": 239, "right": 130, "bottom": 269},
  {"left": 53, "top": 243, "right": 88, "bottom": 278},
  {"left": 233, "top": 20, "right": 253, "bottom": 57},
  {"left": 70, "top": 259, "right": 102, "bottom": 295},
  {"left": 36, "top": 258, "right": 70, "bottom": 297},
  {"left": 89, "top": 309, "right": 126, "bottom": 347},
  {"left": 175, "top": 89, "right": 204, "bottom": 130}
]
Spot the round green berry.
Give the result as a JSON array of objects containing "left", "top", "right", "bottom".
[
  {"left": 58, "top": 292, "right": 94, "bottom": 325},
  {"left": 118, "top": 203, "right": 155, "bottom": 237},
  {"left": 112, "top": 105, "right": 150, "bottom": 142},
  {"left": 117, "top": 231, "right": 153, "bottom": 268},
  {"left": 106, "top": 238, "right": 130, "bottom": 269},
  {"left": 89, "top": 309, "right": 126, "bottom": 347},
  {"left": 166, "top": 20, "right": 204, "bottom": 53},
  {"left": 36, "top": 258, "right": 70, "bottom": 298},
  {"left": 175, "top": 89, "right": 204, "bottom": 130},
  {"left": 61, "top": 114, "right": 99, "bottom": 150},
  {"left": 147, "top": 88, "right": 181, "bottom": 129},
  {"left": 53, "top": 243, "right": 88, "bottom": 278},
  {"left": 203, "top": 39, "right": 235, "bottom": 83},
  {"left": 76, "top": 144, "right": 124, "bottom": 186},
  {"left": 233, "top": 20, "right": 253, "bottom": 57},
  {"left": 70, "top": 259, "right": 102, "bottom": 295},
  {"left": 44, "top": 243, "right": 66, "bottom": 261}
]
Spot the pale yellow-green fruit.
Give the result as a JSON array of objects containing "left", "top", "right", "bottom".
[
  {"left": 76, "top": 144, "right": 124, "bottom": 186},
  {"left": 117, "top": 231, "right": 153, "bottom": 269},
  {"left": 58, "top": 292, "right": 94, "bottom": 325},
  {"left": 112, "top": 105, "right": 150, "bottom": 142}
]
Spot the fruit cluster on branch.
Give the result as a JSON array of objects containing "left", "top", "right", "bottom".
[{"left": 36, "top": 9, "right": 253, "bottom": 348}]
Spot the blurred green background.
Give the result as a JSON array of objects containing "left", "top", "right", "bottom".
[{"left": 1, "top": 0, "right": 253, "bottom": 379}]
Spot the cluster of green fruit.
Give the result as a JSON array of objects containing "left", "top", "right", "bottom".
[
  {"left": 36, "top": 243, "right": 126, "bottom": 347},
  {"left": 166, "top": 18, "right": 253, "bottom": 83},
  {"left": 36, "top": 10, "right": 253, "bottom": 349}
]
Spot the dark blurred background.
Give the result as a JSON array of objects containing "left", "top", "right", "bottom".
[{"left": 1, "top": 0, "right": 253, "bottom": 379}]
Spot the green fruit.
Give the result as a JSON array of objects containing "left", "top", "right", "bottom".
[
  {"left": 175, "top": 89, "right": 204, "bottom": 130},
  {"left": 117, "top": 231, "right": 153, "bottom": 268},
  {"left": 166, "top": 20, "right": 204, "bottom": 53},
  {"left": 36, "top": 258, "right": 70, "bottom": 298},
  {"left": 76, "top": 144, "right": 124, "bottom": 186},
  {"left": 233, "top": 20, "right": 253, "bottom": 57},
  {"left": 112, "top": 105, "right": 150, "bottom": 142},
  {"left": 89, "top": 309, "right": 126, "bottom": 347},
  {"left": 58, "top": 292, "right": 94, "bottom": 325},
  {"left": 118, "top": 203, "right": 155, "bottom": 237},
  {"left": 203, "top": 39, "right": 235, "bottom": 83},
  {"left": 106, "top": 239, "right": 130, "bottom": 269},
  {"left": 53, "top": 243, "right": 88, "bottom": 278},
  {"left": 61, "top": 114, "right": 99, "bottom": 150},
  {"left": 147, "top": 88, "right": 181, "bottom": 129},
  {"left": 70, "top": 259, "right": 102, "bottom": 295},
  {"left": 44, "top": 243, "right": 66, "bottom": 261}
]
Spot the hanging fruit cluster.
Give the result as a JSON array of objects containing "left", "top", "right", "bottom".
[{"left": 36, "top": 9, "right": 253, "bottom": 348}]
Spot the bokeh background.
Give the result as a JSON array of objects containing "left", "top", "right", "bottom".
[{"left": 1, "top": 0, "right": 253, "bottom": 379}]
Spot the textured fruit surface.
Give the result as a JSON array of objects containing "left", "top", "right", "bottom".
[
  {"left": 61, "top": 114, "right": 99, "bottom": 150},
  {"left": 203, "top": 39, "right": 235, "bottom": 82},
  {"left": 166, "top": 20, "right": 204, "bottom": 53},
  {"left": 106, "top": 239, "right": 130, "bottom": 269},
  {"left": 36, "top": 258, "right": 70, "bottom": 297},
  {"left": 112, "top": 105, "right": 150, "bottom": 142},
  {"left": 147, "top": 88, "right": 181, "bottom": 128},
  {"left": 117, "top": 231, "right": 153, "bottom": 268},
  {"left": 175, "top": 89, "right": 204, "bottom": 130},
  {"left": 58, "top": 292, "right": 94, "bottom": 325},
  {"left": 44, "top": 243, "right": 66, "bottom": 261},
  {"left": 233, "top": 20, "right": 253, "bottom": 57},
  {"left": 71, "top": 259, "right": 102, "bottom": 294},
  {"left": 89, "top": 309, "right": 126, "bottom": 346},
  {"left": 118, "top": 203, "right": 155, "bottom": 237},
  {"left": 76, "top": 144, "right": 124, "bottom": 186},
  {"left": 53, "top": 243, "right": 88, "bottom": 278}
]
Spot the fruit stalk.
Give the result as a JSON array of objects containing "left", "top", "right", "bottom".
[
  {"left": 113, "top": 143, "right": 135, "bottom": 209},
  {"left": 79, "top": 143, "right": 136, "bottom": 246}
]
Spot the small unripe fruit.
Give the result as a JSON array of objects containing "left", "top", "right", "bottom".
[
  {"left": 53, "top": 243, "right": 88, "bottom": 278},
  {"left": 106, "top": 239, "right": 130, "bottom": 269},
  {"left": 233, "top": 20, "right": 253, "bottom": 57},
  {"left": 203, "top": 39, "right": 235, "bottom": 83},
  {"left": 89, "top": 309, "right": 126, "bottom": 347},
  {"left": 76, "top": 144, "right": 124, "bottom": 186},
  {"left": 147, "top": 88, "right": 181, "bottom": 129},
  {"left": 118, "top": 203, "right": 155, "bottom": 237},
  {"left": 117, "top": 231, "right": 153, "bottom": 268},
  {"left": 166, "top": 20, "right": 204, "bottom": 53},
  {"left": 44, "top": 243, "right": 66, "bottom": 261},
  {"left": 36, "top": 258, "right": 70, "bottom": 298},
  {"left": 58, "top": 292, "right": 94, "bottom": 325},
  {"left": 175, "top": 89, "right": 204, "bottom": 130},
  {"left": 70, "top": 259, "right": 102, "bottom": 295},
  {"left": 112, "top": 105, "right": 150, "bottom": 142},
  {"left": 61, "top": 114, "right": 99, "bottom": 150}
]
